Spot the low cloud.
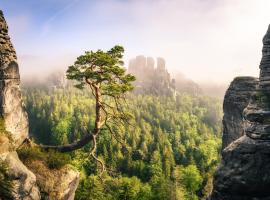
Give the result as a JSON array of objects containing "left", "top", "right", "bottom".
[{"left": 3, "top": 0, "right": 270, "bottom": 84}]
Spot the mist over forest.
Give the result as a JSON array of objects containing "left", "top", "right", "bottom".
[
  {"left": 14, "top": 53, "right": 223, "bottom": 199},
  {"left": 1, "top": 1, "right": 269, "bottom": 200},
  {"left": 21, "top": 56, "right": 228, "bottom": 100}
]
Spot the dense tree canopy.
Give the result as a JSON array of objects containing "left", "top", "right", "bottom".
[{"left": 23, "top": 84, "right": 222, "bottom": 199}]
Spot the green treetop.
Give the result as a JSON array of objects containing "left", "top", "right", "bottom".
[{"left": 42, "top": 45, "right": 135, "bottom": 174}]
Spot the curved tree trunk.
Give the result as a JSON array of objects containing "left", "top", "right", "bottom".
[
  {"left": 40, "top": 83, "right": 102, "bottom": 153},
  {"left": 40, "top": 134, "right": 93, "bottom": 152}
]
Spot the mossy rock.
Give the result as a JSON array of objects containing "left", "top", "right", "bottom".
[
  {"left": 254, "top": 91, "right": 270, "bottom": 108},
  {"left": 0, "top": 118, "right": 14, "bottom": 150},
  {"left": 0, "top": 161, "right": 14, "bottom": 200}
]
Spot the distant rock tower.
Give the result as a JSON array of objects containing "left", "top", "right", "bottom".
[
  {"left": 128, "top": 56, "right": 175, "bottom": 96},
  {"left": 146, "top": 57, "right": 155, "bottom": 71},
  {"left": 157, "top": 57, "right": 165, "bottom": 71}
]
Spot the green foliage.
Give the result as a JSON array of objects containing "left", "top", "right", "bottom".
[
  {"left": 0, "top": 118, "right": 14, "bottom": 145},
  {"left": 66, "top": 45, "right": 135, "bottom": 97},
  {"left": 179, "top": 165, "right": 203, "bottom": 198},
  {"left": 254, "top": 91, "right": 270, "bottom": 110},
  {"left": 0, "top": 118, "right": 6, "bottom": 134},
  {"left": 0, "top": 161, "right": 14, "bottom": 200},
  {"left": 18, "top": 146, "right": 71, "bottom": 169},
  {"left": 23, "top": 86, "right": 222, "bottom": 199},
  {"left": 76, "top": 175, "right": 152, "bottom": 200}
]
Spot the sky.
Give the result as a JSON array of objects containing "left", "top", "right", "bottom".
[{"left": 1, "top": 0, "right": 270, "bottom": 84}]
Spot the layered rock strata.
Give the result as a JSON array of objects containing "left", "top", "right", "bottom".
[
  {"left": 21, "top": 159, "right": 80, "bottom": 200},
  {"left": 210, "top": 24, "right": 270, "bottom": 200},
  {"left": 128, "top": 55, "right": 176, "bottom": 96},
  {"left": 259, "top": 24, "right": 270, "bottom": 91},
  {"left": 221, "top": 76, "right": 258, "bottom": 150},
  {"left": 0, "top": 10, "right": 40, "bottom": 199},
  {"left": 0, "top": 10, "right": 28, "bottom": 147},
  {"left": 0, "top": 10, "right": 79, "bottom": 200}
]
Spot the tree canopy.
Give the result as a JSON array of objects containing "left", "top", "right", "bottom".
[
  {"left": 41, "top": 45, "right": 135, "bottom": 174},
  {"left": 24, "top": 86, "right": 222, "bottom": 199}
]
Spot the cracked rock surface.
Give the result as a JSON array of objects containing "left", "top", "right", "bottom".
[
  {"left": 0, "top": 10, "right": 79, "bottom": 200},
  {"left": 210, "top": 24, "right": 270, "bottom": 200}
]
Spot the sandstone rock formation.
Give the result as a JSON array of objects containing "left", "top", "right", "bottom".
[
  {"left": 128, "top": 55, "right": 176, "bottom": 96},
  {"left": 173, "top": 72, "right": 202, "bottom": 95},
  {"left": 210, "top": 24, "right": 270, "bottom": 200},
  {"left": 0, "top": 10, "right": 41, "bottom": 199},
  {"left": 0, "top": 10, "right": 79, "bottom": 200},
  {"left": 157, "top": 57, "right": 166, "bottom": 71},
  {"left": 4, "top": 151, "right": 40, "bottom": 200},
  {"left": 24, "top": 160, "right": 80, "bottom": 200},
  {"left": 0, "top": 10, "right": 28, "bottom": 148},
  {"left": 221, "top": 76, "right": 258, "bottom": 150}
]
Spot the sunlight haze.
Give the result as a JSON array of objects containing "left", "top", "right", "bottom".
[{"left": 1, "top": 0, "right": 270, "bottom": 84}]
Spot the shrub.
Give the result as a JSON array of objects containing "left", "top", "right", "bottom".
[
  {"left": 18, "top": 146, "right": 71, "bottom": 170},
  {"left": 0, "top": 161, "right": 14, "bottom": 200},
  {"left": 47, "top": 150, "right": 71, "bottom": 169}
]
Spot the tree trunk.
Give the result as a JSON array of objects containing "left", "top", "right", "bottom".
[{"left": 40, "top": 134, "right": 93, "bottom": 152}]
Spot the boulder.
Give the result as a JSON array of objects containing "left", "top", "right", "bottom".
[
  {"left": 24, "top": 160, "right": 79, "bottom": 200},
  {"left": 2, "top": 152, "right": 40, "bottom": 200}
]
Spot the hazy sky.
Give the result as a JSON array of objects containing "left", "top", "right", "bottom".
[{"left": 1, "top": 0, "right": 270, "bottom": 84}]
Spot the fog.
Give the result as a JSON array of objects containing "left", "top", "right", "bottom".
[{"left": 1, "top": 0, "right": 270, "bottom": 85}]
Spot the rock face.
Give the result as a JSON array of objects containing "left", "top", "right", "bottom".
[
  {"left": 211, "top": 135, "right": 270, "bottom": 200},
  {"left": 221, "top": 76, "right": 258, "bottom": 150},
  {"left": 0, "top": 10, "right": 79, "bottom": 200},
  {"left": 0, "top": 10, "right": 40, "bottom": 200},
  {"left": 0, "top": 10, "right": 28, "bottom": 147},
  {"left": 4, "top": 152, "right": 40, "bottom": 200},
  {"left": 259, "top": 24, "right": 270, "bottom": 91},
  {"left": 210, "top": 24, "right": 270, "bottom": 200},
  {"left": 24, "top": 160, "right": 80, "bottom": 200},
  {"left": 128, "top": 55, "right": 176, "bottom": 96}
]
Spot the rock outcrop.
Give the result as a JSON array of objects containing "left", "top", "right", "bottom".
[
  {"left": 128, "top": 55, "right": 176, "bottom": 96},
  {"left": 4, "top": 152, "right": 40, "bottom": 200},
  {"left": 0, "top": 10, "right": 41, "bottom": 199},
  {"left": 0, "top": 10, "right": 28, "bottom": 148},
  {"left": 210, "top": 24, "right": 270, "bottom": 200},
  {"left": 25, "top": 160, "right": 80, "bottom": 200},
  {"left": 221, "top": 76, "right": 258, "bottom": 150},
  {"left": 0, "top": 10, "right": 79, "bottom": 200}
]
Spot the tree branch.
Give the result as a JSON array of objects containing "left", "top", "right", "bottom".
[
  {"left": 40, "top": 133, "right": 93, "bottom": 152},
  {"left": 89, "top": 134, "right": 106, "bottom": 175}
]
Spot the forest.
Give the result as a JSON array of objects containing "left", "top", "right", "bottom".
[
  {"left": 22, "top": 83, "right": 222, "bottom": 200},
  {"left": 1, "top": 1, "right": 269, "bottom": 199}
]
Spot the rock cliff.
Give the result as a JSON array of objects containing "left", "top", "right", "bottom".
[
  {"left": 128, "top": 55, "right": 176, "bottom": 96},
  {"left": 221, "top": 76, "right": 258, "bottom": 150},
  {"left": 0, "top": 10, "right": 28, "bottom": 148},
  {"left": 0, "top": 10, "right": 79, "bottom": 200},
  {"left": 210, "top": 25, "right": 270, "bottom": 200},
  {"left": 0, "top": 10, "right": 40, "bottom": 199}
]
